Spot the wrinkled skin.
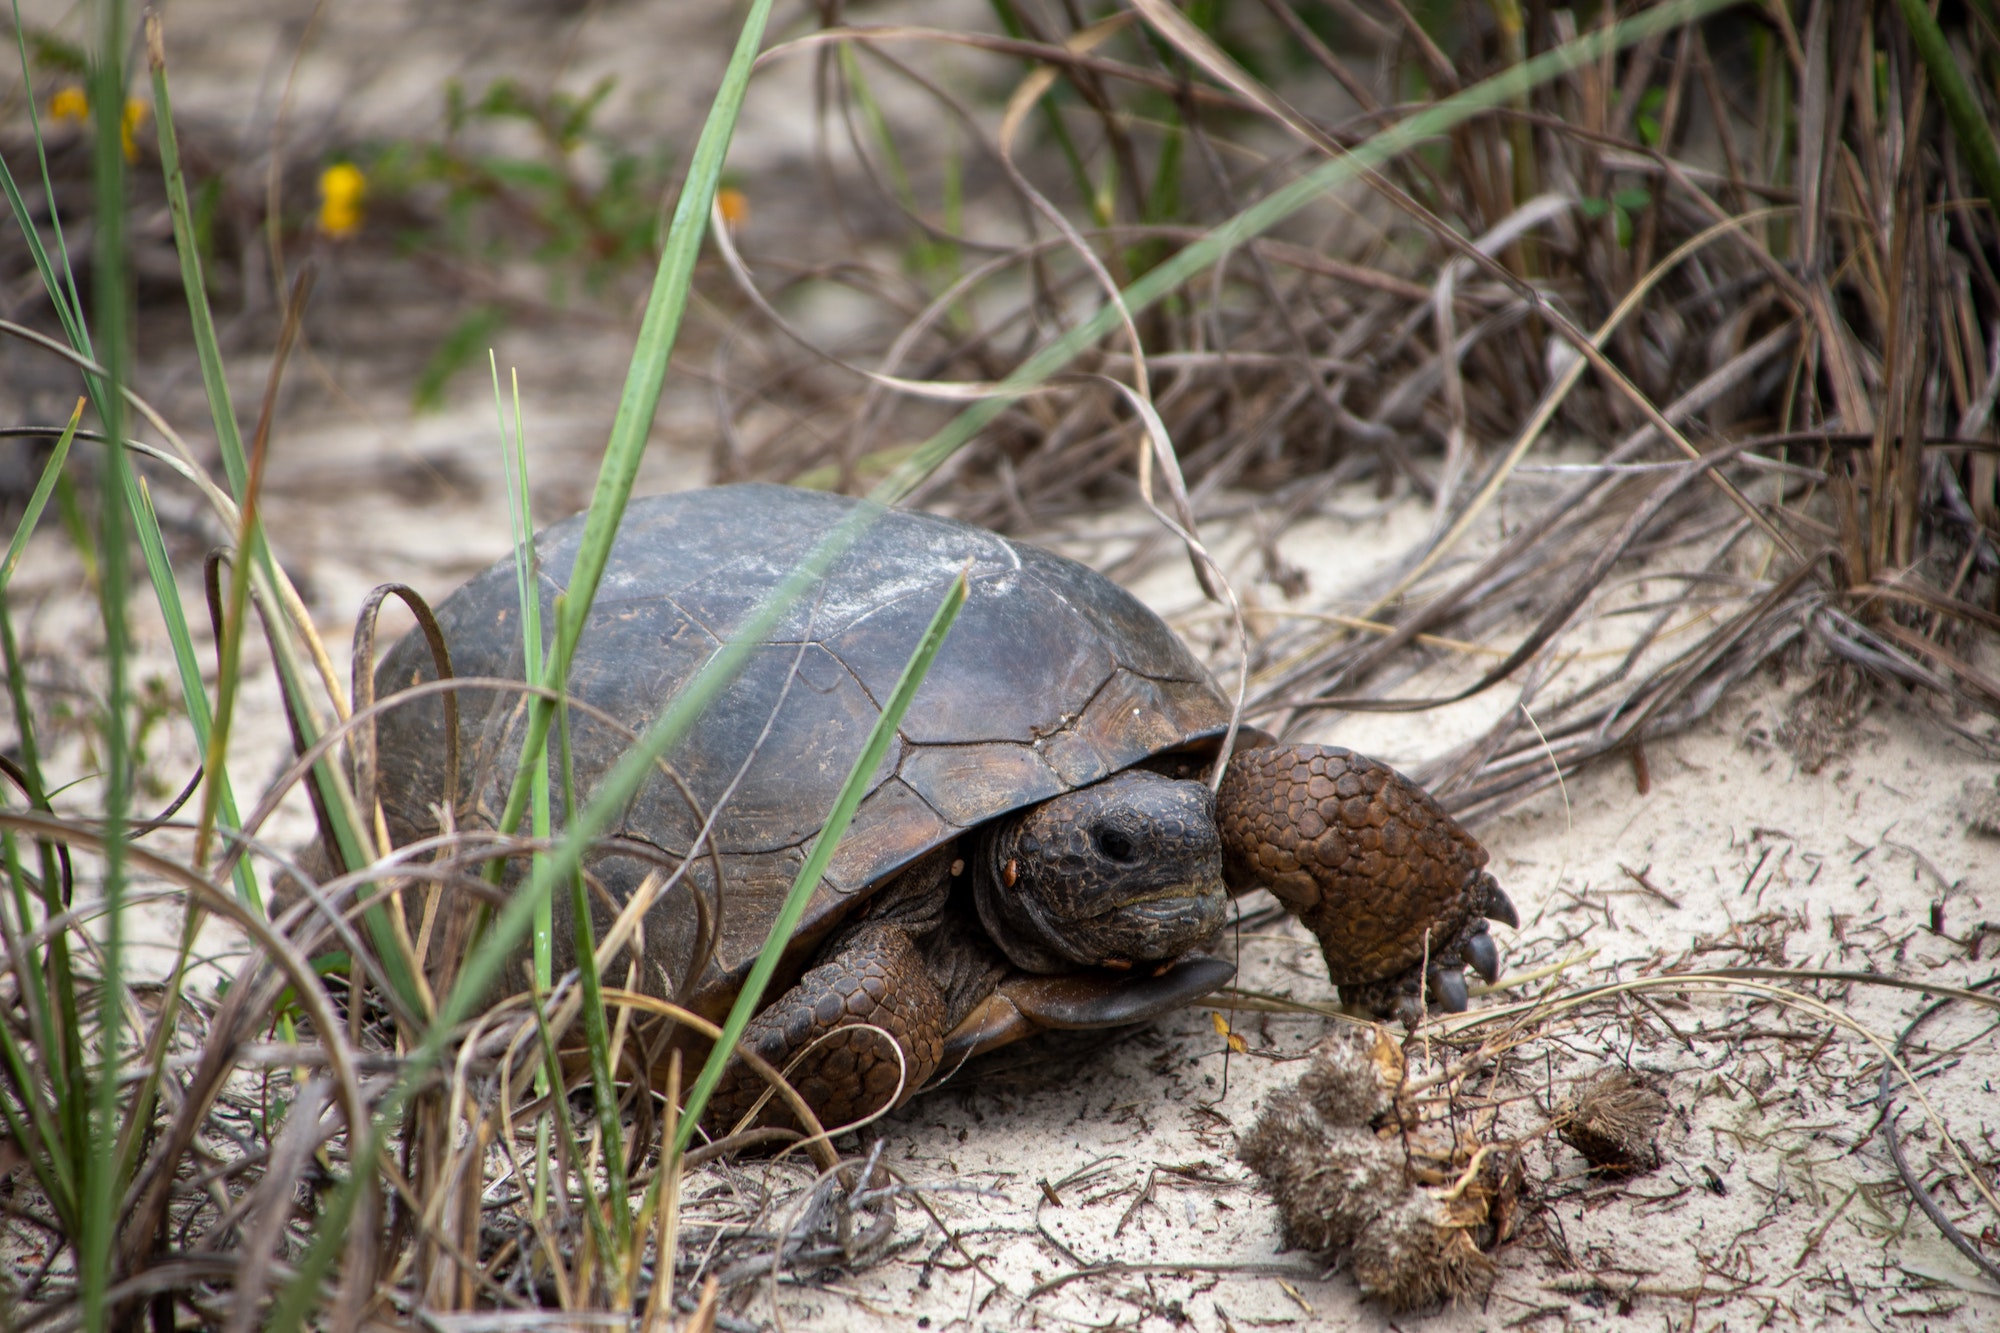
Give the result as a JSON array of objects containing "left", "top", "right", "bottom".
[
  {"left": 709, "top": 770, "right": 1232, "bottom": 1130},
  {"left": 974, "top": 769, "right": 1227, "bottom": 974}
]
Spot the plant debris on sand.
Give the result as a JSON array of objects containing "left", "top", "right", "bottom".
[
  {"left": 1552, "top": 1068, "right": 1671, "bottom": 1174},
  {"left": 1238, "top": 1029, "right": 1511, "bottom": 1311}
]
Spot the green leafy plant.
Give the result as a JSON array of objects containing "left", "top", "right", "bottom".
[
  {"left": 1632, "top": 84, "right": 1667, "bottom": 145},
  {"left": 370, "top": 74, "right": 681, "bottom": 296}
]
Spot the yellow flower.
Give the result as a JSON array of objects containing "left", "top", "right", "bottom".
[
  {"left": 716, "top": 185, "right": 749, "bottom": 232},
  {"left": 121, "top": 98, "right": 149, "bottom": 162},
  {"left": 317, "top": 163, "right": 367, "bottom": 239},
  {"left": 48, "top": 86, "right": 88, "bottom": 124}
]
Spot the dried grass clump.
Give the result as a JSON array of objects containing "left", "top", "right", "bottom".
[
  {"left": 1552, "top": 1069, "right": 1671, "bottom": 1174},
  {"left": 1238, "top": 1029, "right": 1503, "bottom": 1311}
]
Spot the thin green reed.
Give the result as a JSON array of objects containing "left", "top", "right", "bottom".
[
  {"left": 1892, "top": 0, "right": 2000, "bottom": 217},
  {"left": 0, "top": 412, "right": 87, "bottom": 1238},
  {"left": 483, "top": 0, "right": 778, "bottom": 857},
  {"left": 81, "top": 2, "right": 131, "bottom": 1328},
  {"left": 146, "top": 16, "right": 263, "bottom": 901},
  {"left": 492, "top": 359, "right": 559, "bottom": 1222}
]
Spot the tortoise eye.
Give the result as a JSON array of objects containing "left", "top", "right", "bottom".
[{"left": 1094, "top": 827, "right": 1136, "bottom": 863}]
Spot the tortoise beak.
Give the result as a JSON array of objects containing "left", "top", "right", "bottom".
[{"left": 1088, "top": 881, "right": 1227, "bottom": 961}]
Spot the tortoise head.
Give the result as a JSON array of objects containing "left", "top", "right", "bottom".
[{"left": 973, "top": 769, "right": 1227, "bottom": 974}]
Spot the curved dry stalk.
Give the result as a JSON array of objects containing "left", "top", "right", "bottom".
[
  {"left": 1108, "top": 379, "right": 1251, "bottom": 782},
  {"left": 1876, "top": 979, "right": 2000, "bottom": 1285},
  {"left": 1368, "top": 207, "right": 1804, "bottom": 620},
  {"left": 707, "top": 194, "right": 1065, "bottom": 406},
  {"left": 0, "top": 321, "right": 352, "bottom": 722}
]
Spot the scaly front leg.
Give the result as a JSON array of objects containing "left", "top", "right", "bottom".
[
  {"left": 1217, "top": 745, "right": 1518, "bottom": 1019},
  {"left": 705, "top": 920, "right": 948, "bottom": 1135}
]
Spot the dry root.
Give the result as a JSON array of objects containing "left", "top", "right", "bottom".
[
  {"left": 1552, "top": 1070, "right": 1670, "bottom": 1174},
  {"left": 1237, "top": 1029, "right": 1504, "bottom": 1311}
]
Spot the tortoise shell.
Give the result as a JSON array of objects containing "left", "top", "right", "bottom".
[{"left": 371, "top": 484, "right": 1235, "bottom": 1015}]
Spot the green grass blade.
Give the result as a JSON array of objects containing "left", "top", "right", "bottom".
[
  {"left": 525, "top": 976, "right": 616, "bottom": 1270},
  {"left": 81, "top": 2, "right": 132, "bottom": 1325},
  {"left": 492, "top": 357, "right": 554, "bottom": 987},
  {"left": 0, "top": 940, "right": 77, "bottom": 1227},
  {"left": 114, "top": 480, "right": 265, "bottom": 1195},
  {"left": 672, "top": 569, "right": 968, "bottom": 1154},
  {"left": 986, "top": 0, "right": 1096, "bottom": 207},
  {"left": 149, "top": 48, "right": 267, "bottom": 887},
  {"left": 0, "top": 405, "right": 82, "bottom": 1036},
  {"left": 0, "top": 824, "right": 70, "bottom": 1225},
  {"left": 185, "top": 273, "right": 316, "bottom": 882},
  {"left": 126, "top": 442, "right": 268, "bottom": 915},
  {"left": 147, "top": 13, "right": 311, "bottom": 916},
  {"left": 128, "top": 471, "right": 255, "bottom": 898},
  {"left": 548, "top": 635, "right": 631, "bottom": 1263},
  {"left": 144, "top": 13, "right": 245, "bottom": 494},
  {"left": 1893, "top": 0, "right": 2000, "bottom": 217},
  {"left": 492, "top": 355, "right": 559, "bottom": 1224},
  {"left": 0, "top": 595, "right": 80, "bottom": 1235},
  {"left": 486, "top": 0, "right": 776, "bottom": 854},
  {"left": 0, "top": 587, "right": 85, "bottom": 1206},
  {"left": 558, "top": 0, "right": 772, "bottom": 653},
  {"left": 841, "top": 44, "right": 918, "bottom": 207},
  {"left": 870, "top": 0, "right": 1744, "bottom": 507},
  {"left": 1, "top": 399, "right": 82, "bottom": 587},
  {"left": 4, "top": 1, "right": 94, "bottom": 363},
  {"left": 9, "top": 13, "right": 271, "bottom": 927}
]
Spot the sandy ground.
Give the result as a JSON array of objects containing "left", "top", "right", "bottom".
[{"left": 5, "top": 1, "right": 1999, "bottom": 1328}]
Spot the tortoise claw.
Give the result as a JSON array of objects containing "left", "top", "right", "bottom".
[
  {"left": 1481, "top": 879, "right": 1520, "bottom": 929},
  {"left": 1433, "top": 967, "right": 1469, "bottom": 1013},
  {"left": 1463, "top": 929, "right": 1500, "bottom": 984}
]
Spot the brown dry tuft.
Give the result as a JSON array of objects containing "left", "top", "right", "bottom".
[
  {"left": 1775, "top": 665, "right": 1871, "bottom": 776},
  {"left": 1238, "top": 1030, "right": 1503, "bottom": 1311},
  {"left": 1553, "top": 1070, "right": 1671, "bottom": 1174},
  {"left": 1349, "top": 1195, "right": 1498, "bottom": 1313}
]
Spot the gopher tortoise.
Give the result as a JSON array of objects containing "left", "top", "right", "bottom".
[{"left": 369, "top": 484, "right": 1515, "bottom": 1130}]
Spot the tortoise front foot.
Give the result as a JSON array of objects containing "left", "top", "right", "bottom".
[
  {"left": 1336, "top": 872, "right": 1517, "bottom": 1020},
  {"left": 1217, "top": 745, "right": 1519, "bottom": 1021},
  {"left": 706, "top": 922, "right": 945, "bottom": 1136}
]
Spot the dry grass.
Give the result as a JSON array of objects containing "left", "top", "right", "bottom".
[{"left": 708, "top": 0, "right": 2000, "bottom": 816}]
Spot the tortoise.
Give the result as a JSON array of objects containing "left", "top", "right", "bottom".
[{"left": 368, "top": 484, "right": 1516, "bottom": 1131}]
